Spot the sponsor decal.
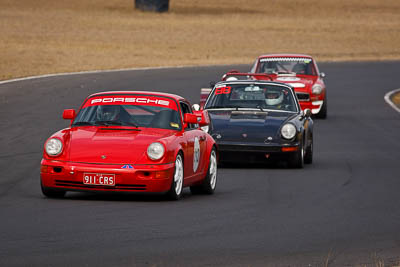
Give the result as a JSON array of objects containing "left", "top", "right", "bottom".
[
  {"left": 215, "top": 86, "right": 231, "bottom": 95},
  {"left": 170, "top": 122, "right": 180, "bottom": 128},
  {"left": 84, "top": 95, "right": 177, "bottom": 110},
  {"left": 121, "top": 164, "right": 134, "bottom": 169},
  {"left": 193, "top": 137, "right": 200, "bottom": 173}
]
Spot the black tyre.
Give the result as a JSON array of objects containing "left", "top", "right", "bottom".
[
  {"left": 190, "top": 148, "right": 218, "bottom": 195},
  {"left": 304, "top": 134, "right": 313, "bottom": 164},
  {"left": 41, "top": 182, "right": 66, "bottom": 198},
  {"left": 288, "top": 141, "right": 304, "bottom": 168},
  {"left": 316, "top": 96, "right": 327, "bottom": 119},
  {"left": 167, "top": 153, "right": 184, "bottom": 200}
]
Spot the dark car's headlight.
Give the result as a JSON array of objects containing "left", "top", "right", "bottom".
[
  {"left": 45, "top": 138, "right": 63, "bottom": 156},
  {"left": 147, "top": 142, "right": 165, "bottom": 160},
  {"left": 281, "top": 124, "right": 297, "bottom": 140}
]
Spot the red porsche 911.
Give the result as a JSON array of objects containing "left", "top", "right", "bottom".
[{"left": 40, "top": 91, "right": 218, "bottom": 200}]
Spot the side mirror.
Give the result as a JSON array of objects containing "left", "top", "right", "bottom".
[
  {"left": 209, "top": 81, "right": 216, "bottom": 88},
  {"left": 320, "top": 72, "right": 326, "bottom": 78},
  {"left": 184, "top": 113, "right": 199, "bottom": 124},
  {"left": 193, "top": 110, "right": 210, "bottom": 127},
  {"left": 303, "top": 109, "right": 312, "bottom": 118},
  {"left": 63, "top": 109, "right": 76, "bottom": 120},
  {"left": 192, "top": 104, "right": 200, "bottom": 111}
]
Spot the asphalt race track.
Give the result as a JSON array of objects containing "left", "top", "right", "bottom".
[{"left": 1, "top": 62, "right": 400, "bottom": 266}]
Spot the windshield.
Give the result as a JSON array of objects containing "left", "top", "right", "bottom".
[
  {"left": 205, "top": 84, "right": 298, "bottom": 112},
  {"left": 256, "top": 57, "right": 316, "bottom": 75},
  {"left": 73, "top": 95, "right": 182, "bottom": 130}
]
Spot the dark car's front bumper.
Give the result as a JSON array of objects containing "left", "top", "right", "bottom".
[{"left": 217, "top": 141, "right": 300, "bottom": 163}]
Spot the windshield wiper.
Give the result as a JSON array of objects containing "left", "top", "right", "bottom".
[
  {"left": 256, "top": 105, "right": 266, "bottom": 112},
  {"left": 94, "top": 120, "right": 122, "bottom": 126},
  {"left": 206, "top": 105, "right": 238, "bottom": 109},
  {"left": 72, "top": 121, "right": 94, "bottom": 126},
  {"left": 95, "top": 120, "right": 139, "bottom": 128}
]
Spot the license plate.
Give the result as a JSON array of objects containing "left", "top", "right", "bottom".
[{"left": 83, "top": 173, "right": 115, "bottom": 186}]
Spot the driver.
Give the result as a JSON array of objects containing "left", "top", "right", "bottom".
[
  {"left": 265, "top": 89, "right": 284, "bottom": 108},
  {"left": 96, "top": 105, "right": 120, "bottom": 121}
]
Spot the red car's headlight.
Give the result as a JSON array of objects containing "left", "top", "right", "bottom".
[
  {"left": 147, "top": 142, "right": 165, "bottom": 160},
  {"left": 312, "top": 84, "right": 323, "bottom": 95},
  {"left": 45, "top": 138, "right": 63, "bottom": 156}
]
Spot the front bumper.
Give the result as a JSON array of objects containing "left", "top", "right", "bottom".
[
  {"left": 40, "top": 159, "right": 174, "bottom": 193},
  {"left": 299, "top": 100, "right": 324, "bottom": 114},
  {"left": 217, "top": 141, "right": 300, "bottom": 162}
]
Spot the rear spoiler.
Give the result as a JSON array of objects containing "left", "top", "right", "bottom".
[{"left": 221, "top": 71, "right": 273, "bottom": 81}]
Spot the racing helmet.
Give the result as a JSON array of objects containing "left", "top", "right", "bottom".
[
  {"left": 265, "top": 89, "right": 284, "bottom": 106},
  {"left": 96, "top": 105, "right": 120, "bottom": 121},
  {"left": 226, "top": 76, "right": 238, "bottom": 81}
]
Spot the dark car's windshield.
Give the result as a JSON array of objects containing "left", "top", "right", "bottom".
[
  {"left": 72, "top": 95, "right": 182, "bottom": 130},
  {"left": 205, "top": 84, "right": 298, "bottom": 112},
  {"left": 255, "top": 57, "right": 316, "bottom": 75}
]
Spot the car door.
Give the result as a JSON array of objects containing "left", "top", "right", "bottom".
[{"left": 179, "top": 101, "right": 207, "bottom": 184}]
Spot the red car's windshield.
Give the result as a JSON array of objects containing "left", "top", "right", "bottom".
[
  {"left": 255, "top": 57, "right": 316, "bottom": 75},
  {"left": 72, "top": 95, "right": 182, "bottom": 130}
]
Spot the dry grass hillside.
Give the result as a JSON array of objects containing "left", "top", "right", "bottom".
[{"left": 0, "top": 0, "right": 399, "bottom": 80}]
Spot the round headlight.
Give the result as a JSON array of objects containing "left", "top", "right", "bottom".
[
  {"left": 45, "top": 138, "right": 63, "bottom": 156},
  {"left": 312, "top": 84, "right": 322, "bottom": 95},
  {"left": 281, "top": 124, "right": 297, "bottom": 140},
  {"left": 147, "top": 142, "right": 165, "bottom": 160}
]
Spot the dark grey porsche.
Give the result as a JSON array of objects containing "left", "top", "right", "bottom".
[{"left": 201, "top": 80, "right": 313, "bottom": 168}]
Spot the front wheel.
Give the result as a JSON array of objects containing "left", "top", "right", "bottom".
[
  {"left": 304, "top": 134, "right": 313, "bottom": 164},
  {"left": 167, "top": 153, "right": 184, "bottom": 200},
  {"left": 288, "top": 142, "right": 304, "bottom": 168},
  {"left": 190, "top": 148, "right": 217, "bottom": 195}
]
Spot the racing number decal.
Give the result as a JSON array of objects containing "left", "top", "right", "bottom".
[
  {"left": 193, "top": 137, "right": 200, "bottom": 173},
  {"left": 215, "top": 86, "right": 231, "bottom": 95}
]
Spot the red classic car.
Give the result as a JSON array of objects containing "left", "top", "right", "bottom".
[
  {"left": 40, "top": 91, "right": 218, "bottom": 200},
  {"left": 249, "top": 54, "right": 327, "bottom": 118}
]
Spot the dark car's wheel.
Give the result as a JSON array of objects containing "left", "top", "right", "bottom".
[
  {"left": 304, "top": 134, "right": 313, "bottom": 164},
  {"left": 190, "top": 148, "right": 217, "bottom": 195},
  {"left": 41, "top": 182, "right": 66, "bottom": 198},
  {"left": 316, "top": 95, "right": 327, "bottom": 119},
  {"left": 167, "top": 153, "right": 184, "bottom": 200},
  {"left": 289, "top": 141, "right": 304, "bottom": 168}
]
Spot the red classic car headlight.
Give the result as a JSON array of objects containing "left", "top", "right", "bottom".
[
  {"left": 45, "top": 138, "right": 63, "bottom": 156},
  {"left": 147, "top": 142, "right": 165, "bottom": 160},
  {"left": 312, "top": 84, "right": 323, "bottom": 95}
]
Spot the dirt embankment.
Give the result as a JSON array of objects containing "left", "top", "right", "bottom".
[{"left": 1, "top": 0, "right": 400, "bottom": 80}]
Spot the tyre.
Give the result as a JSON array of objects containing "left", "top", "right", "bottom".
[
  {"left": 304, "top": 134, "right": 313, "bottom": 164},
  {"left": 167, "top": 153, "right": 184, "bottom": 200},
  {"left": 190, "top": 148, "right": 218, "bottom": 195},
  {"left": 316, "top": 96, "right": 327, "bottom": 119},
  {"left": 41, "top": 182, "right": 66, "bottom": 198},
  {"left": 288, "top": 141, "right": 304, "bottom": 168}
]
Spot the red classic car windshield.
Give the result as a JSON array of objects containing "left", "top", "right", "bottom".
[
  {"left": 257, "top": 57, "right": 316, "bottom": 75},
  {"left": 72, "top": 95, "right": 181, "bottom": 130}
]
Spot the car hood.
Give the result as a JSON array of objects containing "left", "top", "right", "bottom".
[
  {"left": 273, "top": 75, "right": 316, "bottom": 92},
  {"left": 67, "top": 127, "right": 176, "bottom": 164},
  {"left": 208, "top": 110, "right": 296, "bottom": 143}
]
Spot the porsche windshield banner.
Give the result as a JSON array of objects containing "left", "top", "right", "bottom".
[{"left": 84, "top": 95, "right": 178, "bottom": 110}]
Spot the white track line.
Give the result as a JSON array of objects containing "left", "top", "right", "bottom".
[
  {"left": 0, "top": 64, "right": 224, "bottom": 86},
  {"left": 384, "top": 88, "right": 400, "bottom": 113}
]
